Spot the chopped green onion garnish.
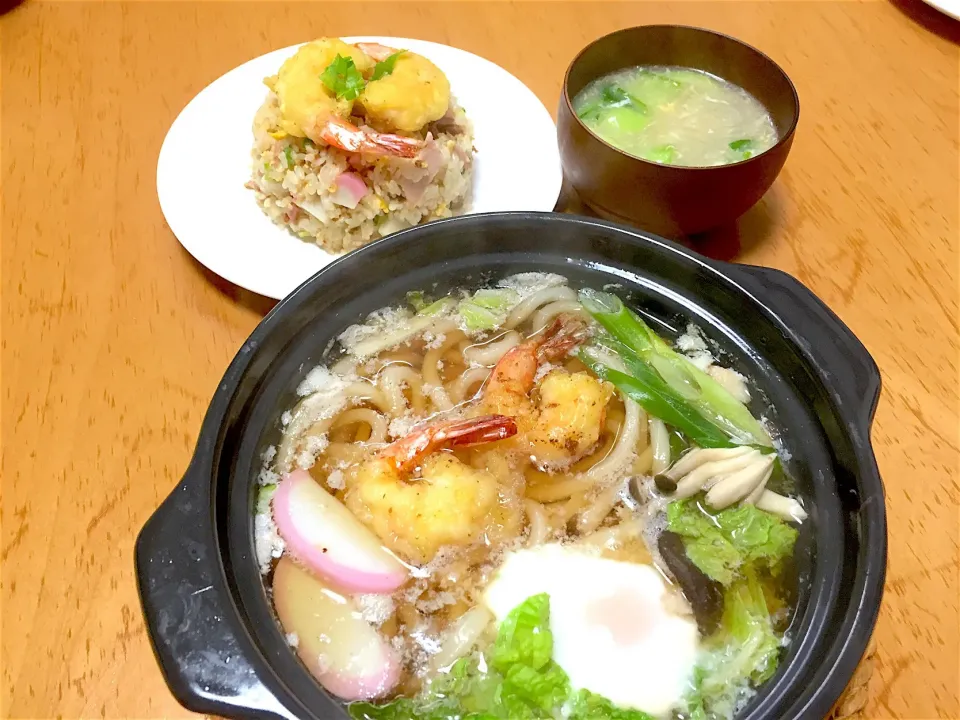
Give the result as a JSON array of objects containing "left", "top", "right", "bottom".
[
  {"left": 729, "top": 139, "right": 753, "bottom": 151},
  {"left": 577, "top": 84, "right": 647, "bottom": 122},
  {"left": 601, "top": 85, "right": 629, "bottom": 106}
]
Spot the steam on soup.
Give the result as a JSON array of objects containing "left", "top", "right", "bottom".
[
  {"left": 573, "top": 66, "right": 778, "bottom": 167},
  {"left": 254, "top": 273, "right": 807, "bottom": 720}
]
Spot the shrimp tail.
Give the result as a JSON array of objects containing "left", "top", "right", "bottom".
[
  {"left": 537, "top": 314, "right": 590, "bottom": 362},
  {"left": 355, "top": 42, "right": 399, "bottom": 62},
  {"left": 317, "top": 116, "right": 423, "bottom": 158},
  {"left": 438, "top": 415, "right": 519, "bottom": 447},
  {"left": 484, "top": 314, "right": 590, "bottom": 406},
  {"left": 383, "top": 414, "right": 518, "bottom": 473}
]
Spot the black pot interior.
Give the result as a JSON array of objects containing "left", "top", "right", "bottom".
[{"left": 193, "top": 213, "right": 880, "bottom": 720}]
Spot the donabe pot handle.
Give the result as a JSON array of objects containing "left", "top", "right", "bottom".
[
  {"left": 730, "top": 265, "right": 882, "bottom": 424},
  {"left": 135, "top": 465, "right": 295, "bottom": 720}
]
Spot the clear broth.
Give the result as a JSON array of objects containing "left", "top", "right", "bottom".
[{"left": 574, "top": 65, "right": 778, "bottom": 167}]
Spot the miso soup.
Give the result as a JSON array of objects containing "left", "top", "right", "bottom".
[{"left": 573, "top": 66, "right": 778, "bottom": 167}]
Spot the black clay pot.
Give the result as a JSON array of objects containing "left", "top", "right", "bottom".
[{"left": 135, "top": 212, "right": 884, "bottom": 720}]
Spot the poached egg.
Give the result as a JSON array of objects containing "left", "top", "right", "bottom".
[{"left": 483, "top": 542, "right": 700, "bottom": 717}]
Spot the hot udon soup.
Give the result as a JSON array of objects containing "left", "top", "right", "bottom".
[
  {"left": 573, "top": 66, "right": 778, "bottom": 167},
  {"left": 255, "top": 273, "right": 807, "bottom": 720}
]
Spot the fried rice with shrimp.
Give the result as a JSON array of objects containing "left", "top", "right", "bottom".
[{"left": 245, "top": 39, "right": 475, "bottom": 254}]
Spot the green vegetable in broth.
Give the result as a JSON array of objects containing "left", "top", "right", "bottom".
[
  {"left": 405, "top": 290, "right": 429, "bottom": 311},
  {"left": 666, "top": 499, "right": 798, "bottom": 585},
  {"left": 572, "top": 65, "right": 778, "bottom": 167},
  {"left": 579, "top": 289, "right": 772, "bottom": 447},
  {"left": 569, "top": 690, "right": 657, "bottom": 720},
  {"left": 458, "top": 288, "right": 519, "bottom": 331},
  {"left": 406, "top": 291, "right": 456, "bottom": 316},
  {"left": 596, "top": 106, "right": 650, "bottom": 135},
  {"left": 577, "top": 84, "right": 648, "bottom": 124},
  {"left": 689, "top": 572, "right": 784, "bottom": 718},
  {"left": 623, "top": 70, "right": 683, "bottom": 107},
  {"left": 490, "top": 592, "right": 553, "bottom": 671},
  {"left": 580, "top": 347, "right": 735, "bottom": 449},
  {"left": 601, "top": 85, "right": 633, "bottom": 107},
  {"left": 729, "top": 138, "right": 755, "bottom": 160},
  {"left": 348, "top": 594, "right": 654, "bottom": 720},
  {"left": 669, "top": 428, "right": 691, "bottom": 459},
  {"left": 256, "top": 484, "right": 276, "bottom": 514},
  {"left": 642, "top": 144, "right": 677, "bottom": 164}
]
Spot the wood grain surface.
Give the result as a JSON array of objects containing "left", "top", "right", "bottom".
[{"left": 2, "top": 2, "right": 957, "bottom": 718}]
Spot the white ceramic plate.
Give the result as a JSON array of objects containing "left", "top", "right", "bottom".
[
  {"left": 919, "top": 0, "right": 960, "bottom": 20},
  {"left": 157, "top": 37, "right": 563, "bottom": 300}
]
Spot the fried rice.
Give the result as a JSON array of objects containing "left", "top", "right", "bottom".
[{"left": 246, "top": 93, "right": 475, "bottom": 254}]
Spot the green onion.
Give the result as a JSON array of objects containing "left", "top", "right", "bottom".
[
  {"left": 579, "top": 345, "right": 734, "bottom": 448},
  {"left": 320, "top": 54, "right": 366, "bottom": 101},
  {"left": 729, "top": 139, "right": 754, "bottom": 161},
  {"left": 579, "top": 289, "right": 772, "bottom": 447},
  {"left": 370, "top": 50, "right": 404, "bottom": 81},
  {"left": 601, "top": 85, "right": 629, "bottom": 106},
  {"left": 283, "top": 146, "right": 294, "bottom": 168},
  {"left": 576, "top": 102, "right": 602, "bottom": 121}
]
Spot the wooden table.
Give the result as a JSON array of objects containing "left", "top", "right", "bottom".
[{"left": 2, "top": 1, "right": 957, "bottom": 717}]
